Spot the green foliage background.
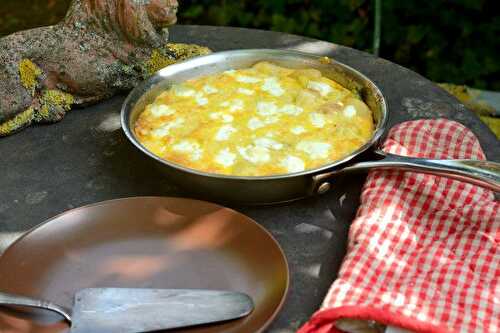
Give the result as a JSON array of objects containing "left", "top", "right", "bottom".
[
  {"left": 179, "top": 0, "right": 499, "bottom": 90},
  {"left": 1, "top": 0, "right": 498, "bottom": 90}
]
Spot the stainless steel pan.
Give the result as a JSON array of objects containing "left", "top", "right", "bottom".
[{"left": 121, "top": 49, "right": 500, "bottom": 204}]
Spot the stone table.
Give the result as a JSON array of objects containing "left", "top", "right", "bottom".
[{"left": 0, "top": 26, "right": 498, "bottom": 332}]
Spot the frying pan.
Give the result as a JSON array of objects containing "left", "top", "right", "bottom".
[{"left": 121, "top": 49, "right": 500, "bottom": 204}]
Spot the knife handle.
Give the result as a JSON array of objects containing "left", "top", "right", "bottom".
[{"left": 0, "top": 291, "right": 72, "bottom": 322}]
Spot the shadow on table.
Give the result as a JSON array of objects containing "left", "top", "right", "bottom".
[{"left": 247, "top": 174, "right": 364, "bottom": 331}]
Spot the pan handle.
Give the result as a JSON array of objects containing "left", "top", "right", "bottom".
[
  {"left": 312, "top": 150, "right": 500, "bottom": 194},
  {"left": 0, "top": 291, "right": 72, "bottom": 322}
]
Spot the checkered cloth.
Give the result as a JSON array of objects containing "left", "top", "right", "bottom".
[{"left": 298, "top": 119, "right": 499, "bottom": 333}]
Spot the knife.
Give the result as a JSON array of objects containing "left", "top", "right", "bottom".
[{"left": 0, "top": 288, "right": 254, "bottom": 332}]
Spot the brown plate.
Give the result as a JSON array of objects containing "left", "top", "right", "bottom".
[{"left": 0, "top": 197, "right": 289, "bottom": 333}]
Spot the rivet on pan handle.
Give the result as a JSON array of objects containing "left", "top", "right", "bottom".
[{"left": 312, "top": 150, "right": 500, "bottom": 194}]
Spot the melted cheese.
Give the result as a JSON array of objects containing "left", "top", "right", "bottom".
[
  {"left": 261, "top": 77, "right": 284, "bottom": 96},
  {"left": 236, "top": 75, "right": 261, "bottom": 83},
  {"left": 210, "top": 112, "right": 234, "bottom": 123},
  {"left": 150, "top": 104, "right": 175, "bottom": 117},
  {"left": 343, "top": 105, "right": 357, "bottom": 118},
  {"left": 291, "top": 126, "right": 306, "bottom": 135},
  {"left": 238, "top": 145, "right": 270, "bottom": 164},
  {"left": 256, "top": 101, "right": 278, "bottom": 116},
  {"left": 135, "top": 61, "right": 374, "bottom": 176},
  {"left": 151, "top": 117, "right": 184, "bottom": 137},
  {"left": 255, "top": 137, "right": 283, "bottom": 150},
  {"left": 195, "top": 93, "right": 208, "bottom": 106},
  {"left": 229, "top": 99, "right": 244, "bottom": 112},
  {"left": 215, "top": 125, "right": 237, "bottom": 141},
  {"left": 238, "top": 88, "right": 255, "bottom": 95},
  {"left": 280, "top": 104, "right": 303, "bottom": 116},
  {"left": 280, "top": 155, "right": 305, "bottom": 173},
  {"left": 307, "top": 81, "right": 332, "bottom": 96},
  {"left": 215, "top": 148, "right": 236, "bottom": 167},
  {"left": 248, "top": 117, "right": 265, "bottom": 130},
  {"left": 309, "top": 112, "right": 326, "bottom": 128},
  {"left": 203, "top": 84, "right": 218, "bottom": 94},
  {"left": 172, "top": 140, "right": 202, "bottom": 161},
  {"left": 173, "top": 85, "right": 195, "bottom": 97},
  {"left": 296, "top": 141, "right": 331, "bottom": 159}
]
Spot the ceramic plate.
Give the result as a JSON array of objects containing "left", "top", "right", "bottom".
[{"left": 0, "top": 197, "right": 289, "bottom": 332}]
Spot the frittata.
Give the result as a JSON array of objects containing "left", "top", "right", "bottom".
[{"left": 134, "top": 62, "right": 374, "bottom": 176}]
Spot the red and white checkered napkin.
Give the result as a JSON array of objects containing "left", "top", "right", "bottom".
[{"left": 298, "top": 119, "right": 499, "bottom": 333}]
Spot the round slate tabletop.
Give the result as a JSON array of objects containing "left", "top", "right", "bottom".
[{"left": 0, "top": 25, "right": 498, "bottom": 332}]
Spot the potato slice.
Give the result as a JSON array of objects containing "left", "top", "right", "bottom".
[{"left": 252, "top": 61, "right": 294, "bottom": 76}]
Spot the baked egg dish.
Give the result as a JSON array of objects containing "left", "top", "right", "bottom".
[{"left": 134, "top": 61, "right": 374, "bottom": 176}]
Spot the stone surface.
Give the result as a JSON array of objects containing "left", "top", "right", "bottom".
[
  {"left": 0, "top": 25, "right": 498, "bottom": 333},
  {"left": 0, "top": 0, "right": 210, "bottom": 136}
]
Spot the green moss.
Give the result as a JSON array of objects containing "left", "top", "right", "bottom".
[
  {"left": 0, "top": 107, "right": 35, "bottom": 136},
  {"left": 18, "top": 59, "right": 42, "bottom": 96}
]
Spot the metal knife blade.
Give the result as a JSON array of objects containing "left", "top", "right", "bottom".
[{"left": 70, "top": 288, "right": 254, "bottom": 333}]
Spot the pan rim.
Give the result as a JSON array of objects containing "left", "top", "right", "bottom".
[{"left": 121, "top": 48, "right": 388, "bottom": 181}]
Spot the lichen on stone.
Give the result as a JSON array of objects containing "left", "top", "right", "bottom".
[
  {"left": 37, "top": 89, "right": 75, "bottom": 121},
  {"left": 1, "top": 0, "right": 213, "bottom": 136},
  {"left": 145, "top": 49, "right": 177, "bottom": 75},
  {"left": 166, "top": 43, "right": 211, "bottom": 59},
  {"left": 0, "top": 107, "right": 35, "bottom": 136},
  {"left": 145, "top": 43, "right": 212, "bottom": 75},
  {"left": 18, "top": 59, "right": 42, "bottom": 96},
  {"left": 42, "top": 89, "right": 75, "bottom": 110}
]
